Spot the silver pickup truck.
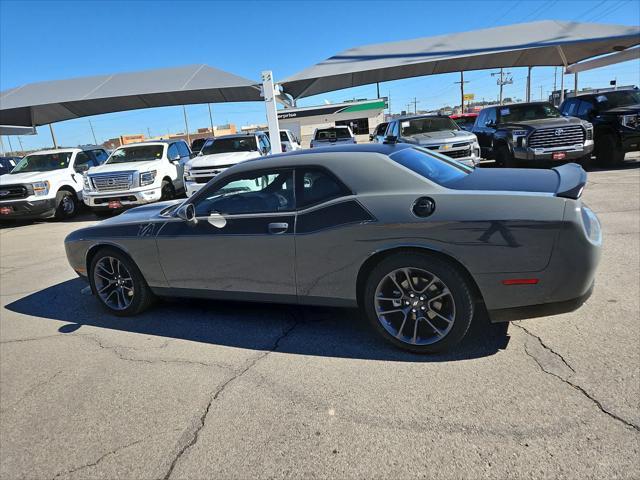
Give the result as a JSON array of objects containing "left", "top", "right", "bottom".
[{"left": 310, "top": 126, "right": 356, "bottom": 148}]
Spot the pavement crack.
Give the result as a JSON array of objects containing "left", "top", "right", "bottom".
[
  {"left": 522, "top": 345, "right": 640, "bottom": 433},
  {"left": 1, "top": 370, "right": 63, "bottom": 413},
  {"left": 0, "top": 334, "right": 62, "bottom": 345},
  {"left": 513, "top": 323, "right": 575, "bottom": 373},
  {"left": 160, "top": 312, "right": 301, "bottom": 480}
]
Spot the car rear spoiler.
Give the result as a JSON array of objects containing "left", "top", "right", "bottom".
[{"left": 553, "top": 163, "right": 587, "bottom": 199}]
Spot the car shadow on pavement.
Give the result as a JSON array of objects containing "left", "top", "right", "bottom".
[{"left": 5, "top": 278, "right": 510, "bottom": 362}]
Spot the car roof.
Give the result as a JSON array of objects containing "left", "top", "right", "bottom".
[
  {"left": 573, "top": 88, "right": 637, "bottom": 99},
  {"left": 392, "top": 113, "right": 450, "bottom": 121},
  {"left": 211, "top": 133, "right": 261, "bottom": 140}
]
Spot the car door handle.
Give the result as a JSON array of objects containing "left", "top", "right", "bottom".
[{"left": 268, "top": 222, "right": 289, "bottom": 234}]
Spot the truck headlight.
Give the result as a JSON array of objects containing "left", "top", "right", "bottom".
[
  {"left": 620, "top": 114, "right": 639, "bottom": 129},
  {"left": 32, "top": 181, "right": 50, "bottom": 196},
  {"left": 83, "top": 175, "right": 92, "bottom": 191},
  {"left": 140, "top": 170, "right": 157, "bottom": 187}
]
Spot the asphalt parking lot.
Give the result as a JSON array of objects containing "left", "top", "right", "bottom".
[{"left": 1, "top": 163, "right": 638, "bottom": 479}]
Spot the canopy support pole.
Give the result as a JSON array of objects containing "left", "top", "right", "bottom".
[
  {"left": 182, "top": 106, "right": 191, "bottom": 145},
  {"left": 574, "top": 72, "right": 579, "bottom": 96},
  {"left": 526, "top": 67, "right": 532, "bottom": 102},
  {"left": 49, "top": 124, "right": 58, "bottom": 149},
  {"left": 262, "top": 71, "right": 282, "bottom": 154},
  {"left": 376, "top": 82, "right": 380, "bottom": 99},
  {"left": 0, "top": 136, "right": 4, "bottom": 155},
  {"left": 208, "top": 104, "right": 214, "bottom": 135},
  {"left": 556, "top": 46, "right": 569, "bottom": 105}
]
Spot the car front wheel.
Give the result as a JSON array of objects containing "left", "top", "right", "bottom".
[
  {"left": 363, "top": 253, "right": 474, "bottom": 353},
  {"left": 54, "top": 191, "right": 78, "bottom": 220},
  {"left": 89, "top": 247, "right": 155, "bottom": 316}
]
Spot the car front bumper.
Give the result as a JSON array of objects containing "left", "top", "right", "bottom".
[
  {"left": 0, "top": 198, "right": 57, "bottom": 220},
  {"left": 514, "top": 141, "right": 594, "bottom": 162},
  {"left": 620, "top": 129, "right": 640, "bottom": 153},
  {"left": 83, "top": 187, "right": 162, "bottom": 209},
  {"left": 185, "top": 180, "right": 205, "bottom": 197}
]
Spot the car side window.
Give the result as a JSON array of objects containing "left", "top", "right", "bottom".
[
  {"left": 387, "top": 121, "right": 399, "bottom": 137},
  {"left": 563, "top": 99, "right": 578, "bottom": 116},
  {"left": 90, "top": 149, "right": 108, "bottom": 164},
  {"left": 577, "top": 100, "right": 593, "bottom": 118},
  {"left": 475, "top": 110, "right": 486, "bottom": 128},
  {"left": 177, "top": 141, "right": 190, "bottom": 158},
  {"left": 167, "top": 143, "right": 180, "bottom": 161},
  {"left": 74, "top": 151, "right": 94, "bottom": 171},
  {"left": 194, "top": 169, "right": 294, "bottom": 216},
  {"left": 259, "top": 135, "right": 271, "bottom": 153},
  {"left": 296, "top": 167, "right": 351, "bottom": 209},
  {"left": 486, "top": 108, "right": 497, "bottom": 126}
]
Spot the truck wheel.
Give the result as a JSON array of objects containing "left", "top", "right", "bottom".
[
  {"left": 363, "top": 253, "right": 474, "bottom": 354},
  {"left": 595, "top": 134, "right": 624, "bottom": 167},
  {"left": 89, "top": 247, "right": 155, "bottom": 316},
  {"left": 161, "top": 180, "right": 175, "bottom": 201},
  {"left": 495, "top": 145, "right": 517, "bottom": 168},
  {"left": 54, "top": 191, "right": 77, "bottom": 220}
]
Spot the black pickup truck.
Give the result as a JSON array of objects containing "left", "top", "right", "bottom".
[
  {"left": 560, "top": 89, "right": 639, "bottom": 166},
  {"left": 472, "top": 102, "right": 594, "bottom": 167}
]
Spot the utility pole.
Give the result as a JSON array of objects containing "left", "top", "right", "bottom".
[
  {"left": 208, "top": 103, "right": 214, "bottom": 135},
  {"left": 553, "top": 66, "right": 557, "bottom": 93},
  {"left": 525, "top": 66, "right": 532, "bottom": 102},
  {"left": 147, "top": 127, "right": 152, "bottom": 139},
  {"left": 17, "top": 136, "right": 24, "bottom": 153},
  {"left": 88, "top": 120, "right": 97, "bottom": 144},
  {"left": 49, "top": 124, "right": 58, "bottom": 149},
  {"left": 540, "top": 86, "right": 544, "bottom": 101},
  {"left": 454, "top": 72, "right": 469, "bottom": 113},
  {"left": 7, "top": 136, "right": 14, "bottom": 154},
  {"left": 387, "top": 90, "right": 391, "bottom": 115},
  {"left": 491, "top": 68, "right": 513, "bottom": 105},
  {"left": 412, "top": 97, "right": 420, "bottom": 114},
  {"left": 182, "top": 105, "right": 191, "bottom": 145},
  {"left": 406, "top": 104, "right": 412, "bottom": 114}
]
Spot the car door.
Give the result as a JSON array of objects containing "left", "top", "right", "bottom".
[
  {"left": 474, "top": 108, "right": 496, "bottom": 158},
  {"left": 155, "top": 167, "right": 296, "bottom": 300},
  {"left": 293, "top": 166, "right": 373, "bottom": 302},
  {"left": 166, "top": 143, "right": 183, "bottom": 189},
  {"left": 72, "top": 151, "right": 96, "bottom": 190}
]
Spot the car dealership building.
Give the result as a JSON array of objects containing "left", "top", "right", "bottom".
[{"left": 277, "top": 98, "right": 387, "bottom": 147}]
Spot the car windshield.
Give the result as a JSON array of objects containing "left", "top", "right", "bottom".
[
  {"left": 315, "top": 128, "right": 351, "bottom": 140},
  {"left": 592, "top": 90, "right": 640, "bottom": 108},
  {"left": 400, "top": 117, "right": 459, "bottom": 136},
  {"left": 10, "top": 152, "right": 72, "bottom": 173},
  {"left": 201, "top": 137, "right": 258, "bottom": 155},
  {"left": 390, "top": 147, "right": 471, "bottom": 185},
  {"left": 107, "top": 145, "right": 164, "bottom": 164},
  {"left": 499, "top": 103, "right": 561, "bottom": 122},
  {"left": 191, "top": 139, "right": 208, "bottom": 152}
]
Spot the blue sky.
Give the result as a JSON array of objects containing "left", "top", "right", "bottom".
[{"left": 1, "top": 0, "right": 639, "bottom": 151}]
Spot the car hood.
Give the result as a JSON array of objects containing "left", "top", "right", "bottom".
[
  {"left": 88, "top": 161, "right": 160, "bottom": 175},
  {"left": 98, "top": 200, "right": 182, "bottom": 225},
  {"left": 599, "top": 104, "right": 640, "bottom": 115},
  {"left": 500, "top": 116, "right": 584, "bottom": 129},
  {"left": 406, "top": 130, "right": 476, "bottom": 145},
  {"left": 187, "top": 151, "right": 260, "bottom": 168},
  {"left": 0, "top": 169, "right": 70, "bottom": 185}
]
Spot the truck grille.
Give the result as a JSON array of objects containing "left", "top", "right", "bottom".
[
  {"left": 0, "top": 184, "right": 30, "bottom": 200},
  {"left": 443, "top": 147, "right": 471, "bottom": 159},
  {"left": 528, "top": 126, "right": 585, "bottom": 149},
  {"left": 91, "top": 173, "right": 133, "bottom": 192}
]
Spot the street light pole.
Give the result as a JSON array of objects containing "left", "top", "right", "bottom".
[
  {"left": 88, "top": 120, "right": 98, "bottom": 144},
  {"left": 261, "top": 70, "right": 282, "bottom": 154},
  {"left": 526, "top": 66, "right": 532, "bottom": 102},
  {"left": 454, "top": 72, "right": 469, "bottom": 113}
]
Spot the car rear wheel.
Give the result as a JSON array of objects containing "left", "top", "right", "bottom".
[
  {"left": 363, "top": 253, "right": 474, "bottom": 353},
  {"left": 54, "top": 190, "right": 78, "bottom": 220},
  {"left": 595, "top": 134, "right": 624, "bottom": 166},
  {"left": 89, "top": 247, "right": 155, "bottom": 316}
]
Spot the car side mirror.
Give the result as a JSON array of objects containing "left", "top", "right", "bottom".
[
  {"left": 369, "top": 133, "right": 375, "bottom": 141},
  {"left": 189, "top": 152, "right": 198, "bottom": 159},
  {"left": 169, "top": 153, "right": 181, "bottom": 162},
  {"left": 262, "top": 147, "right": 269, "bottom": 155},
  {"left": 74, "top": 164, "right": 89, "bottom": 173},
  {"left": 176, "top": 203, "right": 197, "bottom": 225},
  {"left": 383, "top": 135, "right": 398, "bottom": 144}
]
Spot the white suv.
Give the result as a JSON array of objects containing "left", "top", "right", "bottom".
[
  {"left": 183, "top": 133, "right": 270, "bottom": 197},
  {"left": 83, "top": 140, "right": 191, "bottom": 213},
  {"left": 0, "top": 146, "right": 108, "bottom": 220}
]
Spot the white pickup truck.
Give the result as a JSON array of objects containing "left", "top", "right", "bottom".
[
  {"left": 0, "top": 146, "right": 108, "bottom": 220},
  {"left": 267, "top": 129, "right": 302, "bottom": 152},
  {"left": 183, "top": 133, "right": 271, "bottom": 197},
  {"left": 82, "top": 140, "right": 191, "bottom": 213}
]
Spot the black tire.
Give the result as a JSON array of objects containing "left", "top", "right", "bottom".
[
  {"left": 89, "top": 247, "right": 155, "bottom": 316},
  {"left": 363, "top": 253, "right": 474, "bottom": 354},
  {"left": 495, "top": 145, "right": 517, "bottom": 168},
  {"left": 160, "top": 180, "right": 176, "bottom": 201},
  {"left": 54, "top": 190, "right": 78, "bottom": 220},
  {"left": 595, "top": 134, "right": 624, "bottom": 167}
]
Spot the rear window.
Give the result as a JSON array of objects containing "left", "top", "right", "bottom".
[
  {"left": 314, "top": 128, "right": 351, "bottom": 140},
  {"left": 389, "top": 147, "right": 471, "bottom": 185},
  {"left": 202, "top": 137, "right": 258, "bottom": 155}
]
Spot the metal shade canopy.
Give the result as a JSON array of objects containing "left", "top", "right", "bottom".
[
  {"left": 281, "top": 20, "right": 640, "bottom": 99},
  {"left": 0, "top": 64, "right": 262, "bottom": 127}
]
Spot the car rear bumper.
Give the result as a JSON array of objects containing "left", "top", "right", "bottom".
[
  {"left": 514, "top": 141, "right": 594, "bottom": 161},
  {"left": 83, "top": 187, "right": 161, "bottom": 209},
  {"left": 0, "top": 198, "right": 57, "bottom": 220}
]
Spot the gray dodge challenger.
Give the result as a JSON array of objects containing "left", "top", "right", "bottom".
[{"left": 65, "top": 144, "right": 601, "bottom": 353}]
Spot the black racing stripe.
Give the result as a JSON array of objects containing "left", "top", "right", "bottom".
[
  {"left": 296, "top": 200, "right": 374, "bottom": 234},
  {"left": 159, "top": 215, "right": 295, "bottom": 236}
]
